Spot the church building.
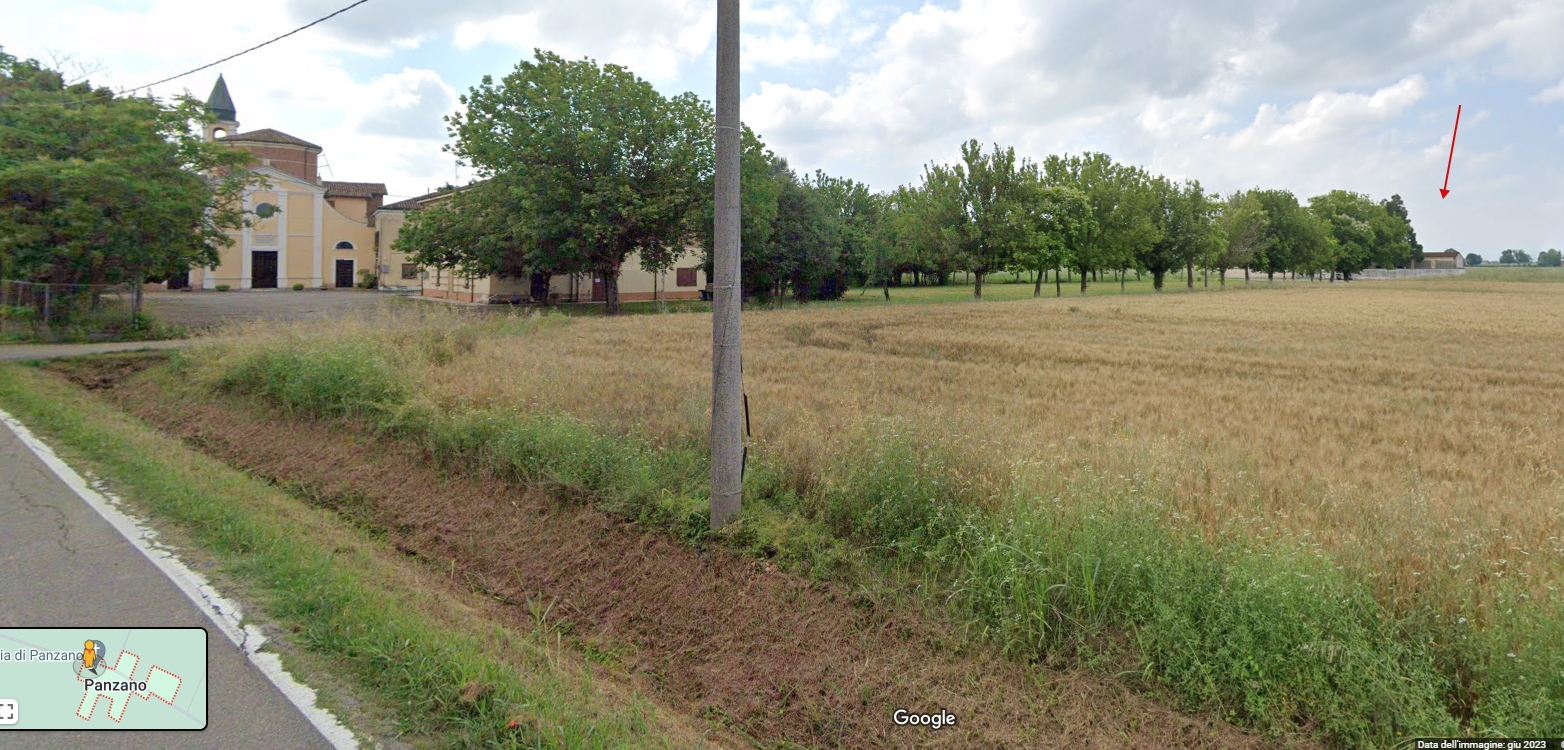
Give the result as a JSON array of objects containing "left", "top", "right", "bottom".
[
  {"left": 188, "top": 76, "right": 412, "bottom": 290},
  {"left": 187, "top": 75, "right": 699, "bottom": 302}
]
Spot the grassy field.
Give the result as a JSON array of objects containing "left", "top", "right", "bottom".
[
  {"left": 511, "top": 267, "right": 1437, "bottom": 318},
  {"left": 169, "top": 273, "right": 1564, "bottom": 744},
  {"left": 1457, "top": 266, "right": 1564, "bottom": 283}
]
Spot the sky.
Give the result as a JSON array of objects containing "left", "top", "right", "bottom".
[{"left": 7, "top": 0, "right": 1563, "bottom": 257}]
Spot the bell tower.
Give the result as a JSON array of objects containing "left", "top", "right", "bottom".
[{"left": 203, "top": 75, "right": 239, "bottom": 141}]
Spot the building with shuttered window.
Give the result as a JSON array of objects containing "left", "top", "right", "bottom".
[{"left": 376, "top": 187, "right": 708, "bottom": 305}]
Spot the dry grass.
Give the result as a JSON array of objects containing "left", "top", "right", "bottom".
[
  {"left": 194, "top": 276, "right": 1564, "bottom": 737},
  {"left": 369, "top": 281, "right": 1563, "bottom": 615}
]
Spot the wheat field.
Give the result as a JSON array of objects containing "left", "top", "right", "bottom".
[
  {"left": 397, "top": 281, "right": 1563, "bottom": 613},
  {"left": 194, "top": 276, "right": 1564, "bottom": 734}
]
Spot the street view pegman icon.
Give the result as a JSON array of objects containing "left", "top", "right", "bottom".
[{"left": 81, "top": 639, "right": 105, "bottom": 676}]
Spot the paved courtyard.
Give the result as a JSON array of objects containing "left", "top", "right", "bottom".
[{"left": 145, "top": 289, "right": 411, "bottom": 329}]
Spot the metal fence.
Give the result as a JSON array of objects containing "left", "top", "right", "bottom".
[{"left": 0, "top": 280, "right": 136, "bottom": 339}]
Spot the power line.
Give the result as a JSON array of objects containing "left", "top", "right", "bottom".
[
  {"left": 37, "top": 0, "right": 375, "bottom": 107},
  {"left": 124, "top": 0, "right": 375, "bottom": 94}
]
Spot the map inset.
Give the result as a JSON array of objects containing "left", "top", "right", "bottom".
[{"left": 0, "top": 628, "right": 206, "bottom": 730}]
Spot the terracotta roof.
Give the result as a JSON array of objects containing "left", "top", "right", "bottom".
[
  {"left": 381, "top": 187, "right": 464, "bottom": 211},
  {"left": 324, "top": 181, "right": 388, "bottom": 199},
  {"left": 218, "top": 128, "right": 321, "bottom": 150}
]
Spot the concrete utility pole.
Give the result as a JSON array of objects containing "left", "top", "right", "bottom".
[{"left": 710, "top": 0, "right": 743, "bottom": 530}]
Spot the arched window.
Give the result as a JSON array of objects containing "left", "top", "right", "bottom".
[
  {"left": 334, "top": 240, "right": 355, "bottom": 251},
  {"left": 212, "top": 127, "right": 227, "bottom": 139},
  {"left": 254, "top": 202, "right": 278, "bottom": 219}
]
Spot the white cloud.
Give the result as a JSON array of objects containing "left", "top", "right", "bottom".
[
  {"left": 453, "top": 13, "right": 541, "bottom": 52},
  {"left": 1235, "top": 75, "right": 1428, "bottom": 147},
  {"left": 291, "top": 0, "right": 714, "bottom": 82},
  {"left": 358, "top": 69, "right": 457, "bottom": 140},
  {"left": 1534, "top": 78, "right": 1564, "bottom": 103},
  {"left": 745, "top": 32, "right": 837, "bottom": 67}
]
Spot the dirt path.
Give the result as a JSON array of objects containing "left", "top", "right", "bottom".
[
  {"left": 0, "top": 338, "right": 198, "bottom": 362},
  {"left": 96, "top": 364, "right": 1296, "bottom": 750}
]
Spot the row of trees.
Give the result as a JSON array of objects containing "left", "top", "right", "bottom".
[
  {"left": 862, "top": 145, "right": 1426, "bottom": 299},
  {"left": 400, "top": 51, "right": 1430, "bottom": 311},
  {"left": 1489, "top": 249, "right": 1563, "bottom": 266},
  {"left": 0, "top": 50, "right": 258, "bottom": 314}
]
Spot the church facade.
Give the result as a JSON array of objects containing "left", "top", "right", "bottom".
[
  {"left": 188, "top": 75, "right": 700, "bottom": 302},
  {"left": 188, "top": 76, "right": 410, "bottom": 291}
]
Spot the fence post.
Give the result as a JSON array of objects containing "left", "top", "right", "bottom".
[{"left": 42, "top": 284, "right": 50, "bottom": 332}]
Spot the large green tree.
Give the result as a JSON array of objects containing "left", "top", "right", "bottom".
[
  {"left": 449, "top": 50, "right": 709, "bottom": 314},
  {"left": 1015, "top": 184, "right": 1093, "bottom": 297},
  {"left": 950, "top": 140, "right": 1037, "bottom": 300},
  {"left": 392, "top": 183, "right": 534, "bottom": 290},
  {"left": 766, "top": 159, "right": 842, "bottom": 302},
  {"left": 1042, "top": 153, "right": 1157, "bottom": 294},
  {"left": 1139, "top": 176, "right": 1183, "bottom": 291},
  {"left": 1380, "top": 194, "right": 1422, "bottom": 267},
  {"left": 1166, "top": 179, "right": 1221, "bottom": 289},
  {"left": 0, "top": 50, "right": 260, "bottom": 315},
  {"left": 1309, "top": 190, "right": 1413, "bottom": 279},
  {"left": 1213, "top": 191, "right": 1269, "bottom": 285},
  {"left": 904, "top": 163, "right": 967, "bottom": 287},
  {"left": 812, "top": 171, "right": 877, "bottom": 289},
  {"left": 1251, "top": 189, "right": 1333, "bottom": 280},
  {"left": 865, "top": 185, "right": 928, "bottom": 298}
]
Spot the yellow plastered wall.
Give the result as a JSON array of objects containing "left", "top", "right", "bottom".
[
  {"left": 280, "top": 190, "right": 316, "bottom": 287},
  {"left": 374, "top": 211, "right": 421, "bottom": 290},
  {"left": 323, "top": 204, "right": 377, "bottom": 288},
  {"left": 327, "top": 196, "right": 369, "bottom": 223},
  {"left": 201, "top": 172, "right": 384, "bottom": 289},
  {"left": 614, "top": 246, "right": 705, "bottom": 300}
]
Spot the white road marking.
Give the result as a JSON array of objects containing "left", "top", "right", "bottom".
[{"left": 0, "top": 407, "right": 359, "bottom": 749}]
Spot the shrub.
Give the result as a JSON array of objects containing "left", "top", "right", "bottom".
[
  {"left": 215, "top": 339, "right": 405, "bottom": 418},
  {"left": 215, "top": 284, "right": 231, "bottom": 292},
  {"left": 292, "top": 283, "right": 306, "bottom": 291},
  {"left": 0, "top": 305, "right": 38, "bottom": 323}
]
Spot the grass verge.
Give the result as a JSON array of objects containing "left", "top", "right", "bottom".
[{"left": 0, "top": 361, "right": 718, "bottom": 749}]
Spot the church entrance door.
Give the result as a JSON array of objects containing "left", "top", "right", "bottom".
[{"left": 251, "top": 251, "right": 278, "bottom": 289}]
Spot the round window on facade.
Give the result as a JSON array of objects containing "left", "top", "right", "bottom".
[
  {"left": 254, "top": 202, "right": 278, "bottom": 219},
  {"left": 334, "top": 241, "right": 355, "bottom": 251}
]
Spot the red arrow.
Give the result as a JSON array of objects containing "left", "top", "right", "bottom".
[{"left": 1440, "top": 104, "right": 1461, "bottom": 199}]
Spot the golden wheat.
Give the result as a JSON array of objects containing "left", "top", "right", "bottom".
[{"left": 217, "top": 279, "right": 1564, "bottom": 618}]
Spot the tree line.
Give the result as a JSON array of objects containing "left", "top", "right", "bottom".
[
  {"left": 1488, "top": 249, "right": 1562, "bottom": 266},
  {"left": 400, "top": 52, "right": 1428, "bottom": 311}
]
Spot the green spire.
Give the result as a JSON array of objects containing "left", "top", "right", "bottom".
[{"left": 205, "top": 75, "right": 236, "bottom": 122}]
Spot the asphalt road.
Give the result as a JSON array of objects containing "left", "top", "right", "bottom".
[{"left": 0, "top": 417, "right": 345, "bottom": 749}]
